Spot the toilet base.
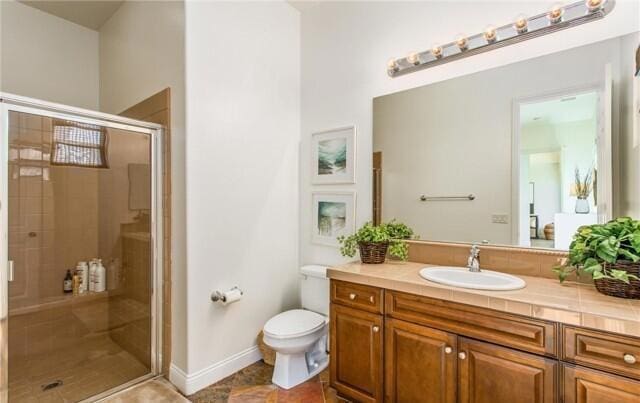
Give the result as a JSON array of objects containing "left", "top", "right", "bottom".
[{"left": 271, "top": 343, "right": 329, "bottom": 390}]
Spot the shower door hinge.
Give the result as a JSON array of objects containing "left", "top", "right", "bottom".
[{"left": 7, "top": 260, "right": 14, "bottom": 282}]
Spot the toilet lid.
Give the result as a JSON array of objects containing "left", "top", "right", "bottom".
[{"left": 264, "top": 309, "right": 326, "bottom": 339}]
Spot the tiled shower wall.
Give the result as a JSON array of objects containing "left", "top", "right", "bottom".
[
  {"left": 99, "top": 127, "right": 152, "bottom": 370},
  {"left": 8, "top": 112, "right": 100, "bottom": 302},
  {"left": 7, "top": 110, "right": 155, "bottom": 395},
  {"left": 109, "top": 233, "right": 151, "bottom": 368},
  {"left": 8, "top": 112, "right": 50, "bottom": 302},
  {"left": 119, "top": 88, "right": 172, "bottom": 375},
  {"left": 51, "top": 167, "right": 99, "bottom": 294}
]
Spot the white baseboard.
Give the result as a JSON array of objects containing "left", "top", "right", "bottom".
[{"left": 169, "top": 345, "right": 262, "bottom": 395}]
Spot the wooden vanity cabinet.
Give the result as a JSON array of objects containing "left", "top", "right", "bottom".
[
  {"left": 329, "top": 280, "right": 640, "bottom": 403},
  {"left": 385, "top": 318, "right": 457, "bottom": 403},
  {"left": 458, "top": 337, "right": 557, "bottom": 403},
  {"left": 330, "top": 303, "right": 384, "bottom": 403},
  {"left": 562, "top": 364, "right": 640, "bottom": 403}
]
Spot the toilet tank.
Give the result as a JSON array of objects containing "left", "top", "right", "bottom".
[{"left": 300, "top": 265, "right": 329, "bottom": 316}]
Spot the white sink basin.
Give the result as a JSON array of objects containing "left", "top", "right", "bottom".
[{"left": 419, "top": 266, "right": 526, "bottom": 291}]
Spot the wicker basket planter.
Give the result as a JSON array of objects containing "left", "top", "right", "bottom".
[
  {"left": 594, "top": 262, "right": 640, "bottom": 299},
  {"left": 358, "top": 241, "right": 389, "bottom": 264},
  {"left": 257, "top": 330, "right": 276, "bottom": 366}
]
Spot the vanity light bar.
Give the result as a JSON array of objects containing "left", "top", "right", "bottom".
[{"left": 387, "top": 0, "right": 615, "bottom": 77}]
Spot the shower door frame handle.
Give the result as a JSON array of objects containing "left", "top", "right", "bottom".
[
  {"left": 0, "top": 101, "right": 8, "bottom": 403},
  {"left": 6, "top": 262, "right": 12, "bottom": 283},
  {"left": 0, "top": 92, "right": 165, "bottom": 403}
]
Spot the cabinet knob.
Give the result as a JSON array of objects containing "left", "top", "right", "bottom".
[
  {"left": 369, "top": 296, "right": 375, "bottom": 303},
  {"left": 458, "top": 352, "right": 467, "bottom": 360},
  {"left": 372, "top": 326, "right": 380, "bottom": 333},
  {"left": 444, "top": 346, "right": 452, "bottom": 354},
  {"left": 349, "top": 293, "right": 357, "bottom": 300},
  {"left": 623, "top": 354, "right": 637, "bottom": 364}
]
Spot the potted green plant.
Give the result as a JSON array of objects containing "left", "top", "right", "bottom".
[
  {"left": 338, "top": 220, "right": 415, "bottom": 264},
  {"left": 554, "top": 217, "right": 640, "bottom": 299}
]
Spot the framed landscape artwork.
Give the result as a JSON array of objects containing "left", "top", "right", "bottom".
[
  {"left": 311, "top": 126, "right": 356, "bottom": 184},
  {"left": 312, "top": 192, "right": 356, "bottom": 246}
]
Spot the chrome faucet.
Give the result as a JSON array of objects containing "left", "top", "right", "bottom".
[{"left": 467, "top": 245, "right": 481, "bottom": 272}]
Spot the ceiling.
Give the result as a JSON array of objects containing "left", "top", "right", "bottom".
[
  {"left": 19, "top": 1, "right": 124, "bottom": 30},
  {"left": 520, "top": 91, "right": 599, "bottom": 126}
]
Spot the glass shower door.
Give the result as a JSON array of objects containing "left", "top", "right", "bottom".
[{"left": 1, "top": 104, "right": 160, "bottom": 402}]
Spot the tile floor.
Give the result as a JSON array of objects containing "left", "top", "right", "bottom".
[
  {"left": 12, "top": 355, "right": 347, "bottom": 402},
  {"left": 9, "top": 334, "right": 149, "bottom": 403},
  {"left": 187, "top": 360, "right": 348, "bottom": 403},
  {"left": 103, "top": 378, "right": 189, "bottom": 403}
]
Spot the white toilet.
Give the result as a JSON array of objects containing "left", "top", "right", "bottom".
[{"left": 263, "top": 265, "right": 329, "bottom": 389}]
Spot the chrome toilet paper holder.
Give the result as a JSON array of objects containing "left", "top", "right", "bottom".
[{"left": 211, "top": 286, "right": 243, "bottom": 303}]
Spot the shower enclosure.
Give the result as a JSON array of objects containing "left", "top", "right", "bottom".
[{"left": 0, "top": 93, "right": 164, "bottom": 402}]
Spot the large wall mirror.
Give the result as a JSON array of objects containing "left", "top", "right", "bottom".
[{"left": 373, "top": 33, "right": 640, "bottom": 251}]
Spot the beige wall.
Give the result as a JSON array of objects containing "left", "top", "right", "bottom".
[
  {"left": 182, "top": 0, "right": 300, "bottom": 393},
  {"left": 619, "top": 32, "right": 640, "bottom": 219},
  {"left": 98, "top": 0, "right": 187, "bottom": 372},
  {"left": 0, "top": 0, "right": 99, "bottom": 109}
]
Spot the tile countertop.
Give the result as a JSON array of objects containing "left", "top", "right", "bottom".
[{"left": 328, "top": 261, "right": 640, "bottom": 338}]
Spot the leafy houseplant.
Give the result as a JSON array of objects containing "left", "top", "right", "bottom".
[
  {"left": 338, "top": 221, "right": 415, "bottom": 264},
  {"left": 554, "top": 217, "right": 640, "bottom": 299}
]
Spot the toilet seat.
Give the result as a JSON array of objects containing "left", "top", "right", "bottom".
[{"left": 264, "top": 309, "right": 326, "bottom": 339}]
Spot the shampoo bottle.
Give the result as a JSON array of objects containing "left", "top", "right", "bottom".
[
  {"left": 77, "top": 261, "right": 89, "bottom": 293},
  {"left": 72, "top": 271, "right": 80, "bottom": 296},
  {"left": 95, "top": 259, "right": 106, "bottom": 292},
  {"left": 89, "top": 259, "right": 97, "bottom": 292}
]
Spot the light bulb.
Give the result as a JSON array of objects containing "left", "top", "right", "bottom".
[
  {"left": 430, "top": 45, "right": 443, "bottom": 59},
  {"left": 407, "top": 52, "right": 420, "bottom": 65},
  {"left": 548, "top": 3, "right": 564, "bottom": 23},
  {"left": 513, "top": 14, "right": 528, "bottom": 33},
  {"left": 455, "top": 34, "right": 468, "bottom": 51},
  {"left": 586, "top": 0, "right": 605, "bottom": 12},
  {"left": 483, "top": 25, "right": 497, "bottom": 43},
  {"left": 387, "top": 58, "right": 399, "bottom": 72}
]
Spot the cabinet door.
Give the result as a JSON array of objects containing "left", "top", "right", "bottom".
[
  {"left": 458, "top": 338, "right": 557, "bottom": 403},
  {"left": 562, "top": 364, "right": 640, "bottom": 403},
  {"left": 330, "top": 304, "right": 383, "bottom": 403},
  {"left": 385, "top": 318, "right": 456, "bottom": 403}
]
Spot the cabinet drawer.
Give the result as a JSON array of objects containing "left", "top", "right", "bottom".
[
  {"left": 562, "top": 326, "right": 640, "bottom": 380},
  {"left": 331, "top": 280, "right": 384, "bottom": 314},
  {"left": 386, "top": 291, "right": 557, "bottom": 357},
  {"left": 562, "top": 364, "right": 640, "bottom": 403}
]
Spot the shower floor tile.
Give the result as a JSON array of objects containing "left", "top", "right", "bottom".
[{"left": 9, "top": 334, "right": 149, "bottom": 403}]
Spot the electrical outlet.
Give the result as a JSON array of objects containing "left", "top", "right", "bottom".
[{"left": 492, "top": 214, "right": 509, "bottom": 224}]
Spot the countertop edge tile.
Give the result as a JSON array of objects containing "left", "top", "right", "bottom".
[{"left": 328, "top": 261, "right": 640, "bottom": 338}]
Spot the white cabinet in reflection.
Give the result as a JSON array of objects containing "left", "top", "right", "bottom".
[{"left": 554, "top": 213, "right": 598, "bottom": 250}]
